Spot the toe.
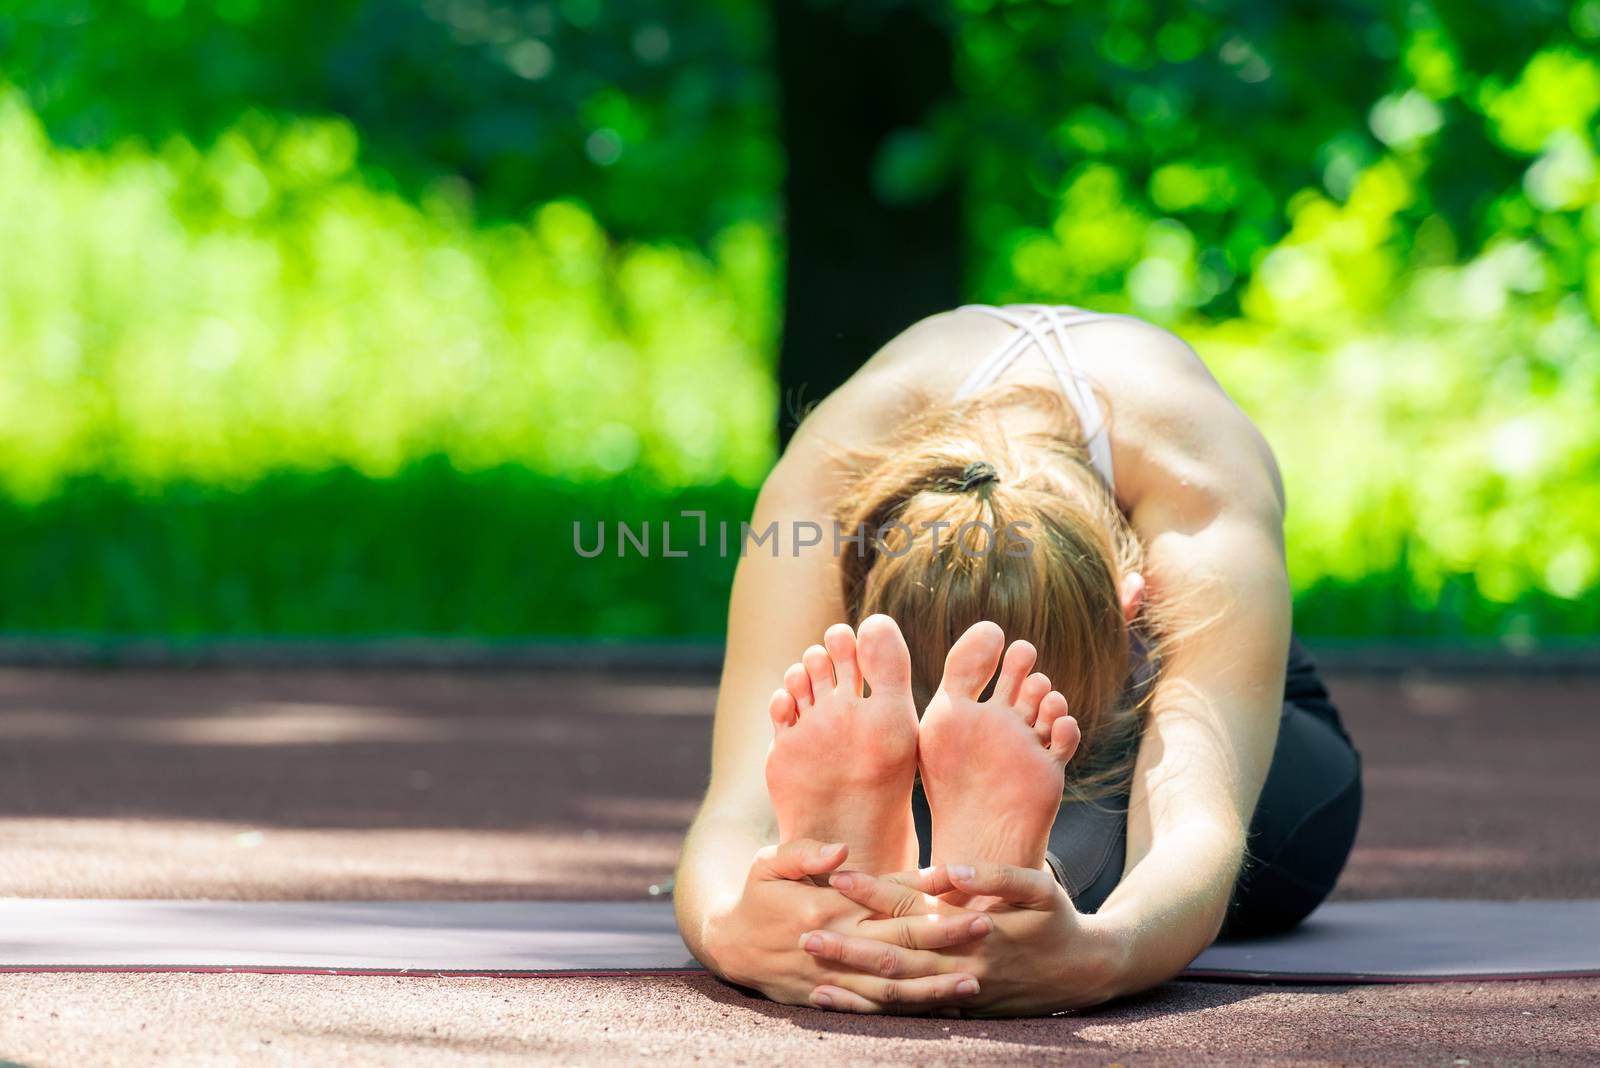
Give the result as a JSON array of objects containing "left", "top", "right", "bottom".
[
  {"left": 856, "top": 614, "right": 913, "bottom": 696},
  {"left": 785, "top": 662, "right": 813, "bottom": 711},
  {"left": 803, "top": 644, "right": 836, "bottom": 699},
  {"left": 1036, "top": 690, "right": 1070, "bottom": 746},
  {"left": 994, "top": 640, "right": 1037, "bottom": 705},
  {"left": 824, "top": 623, "right": 862, "bottom": 696},
  {"left": 1049, "top": 713, "right": 1081, "bottom": 765},
  {"left": 769, "top": 688, "right": 797, "bottom": 729},
  {"left": 1017, "top": 672, "right": 1052, "bottom": 726},
  {"left": 938, "top": 621, "right": 1005, "bottom": 701}
]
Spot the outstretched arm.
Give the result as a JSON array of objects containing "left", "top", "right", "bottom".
[
  {"left": 1083, "top": 319, "right": 1291, "bottom": 998},
  {"left": 674, "top": 338, "right": 938, "bottom": 956},
  {"left": 1094, "top": 496, "right": 1289, "bottom": 995},
  {"left": 672, "top": 444, "right": 845, "bottom": 962}
]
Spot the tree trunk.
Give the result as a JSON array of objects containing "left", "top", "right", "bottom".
[{"left": 773, "top": 1, "right": 962, "bottom": 446}]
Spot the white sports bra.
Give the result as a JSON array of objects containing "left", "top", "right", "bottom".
[{"left": 953, "top": 303, "right": 1130, "bottom": 494}]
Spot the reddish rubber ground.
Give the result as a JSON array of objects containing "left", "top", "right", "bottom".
[{"left": 0, "top": 664, "right": 1595, "bottom": 1065}]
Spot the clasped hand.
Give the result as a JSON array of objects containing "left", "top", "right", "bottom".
[{"left": 706, "top": 838, "right": 1106, "bottom": 1017}]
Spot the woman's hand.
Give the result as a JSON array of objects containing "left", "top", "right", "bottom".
[
  {"left": 803, "top": 862, "right": 1128, "bottom": 1016},
  {"left": 700, "top": 839, "right": 996, "bottom": 1011}
]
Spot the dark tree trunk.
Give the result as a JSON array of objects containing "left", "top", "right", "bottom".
[{"left": 773, "top": 0, "right": 963, "bottom": 445}]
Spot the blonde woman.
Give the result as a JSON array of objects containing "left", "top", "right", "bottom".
[{"left": 674, "top": 305, "right": 1362, "bottom": 1015}]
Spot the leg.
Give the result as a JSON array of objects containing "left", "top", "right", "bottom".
[
  {"left": 1222, "top": 698, "right": 1363, "bottom": 938},
  {"left": 764, "top": 615, "right": 921, "bottom": 874}
]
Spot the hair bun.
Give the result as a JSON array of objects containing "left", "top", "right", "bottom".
[{"left": 955, "top": 460, "right": 1000, "bottom": 493}]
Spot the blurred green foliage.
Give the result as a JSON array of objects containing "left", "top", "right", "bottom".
[
  {"left": 0, "top": 97, "right": 776, "bottom": 496},
  {"left": 2, "top": 0, "right": 775, "bottom": 240},
  {"left": 0, "top": 85, "right": 775, "bottom": 638},
  {"left": 0, "top": 463, "right": 751, "bottom": 635},
  {"left": 0, "top": 0, "right": 1596, "bottom": 639},
  {"left": 950, "top": 0, "right": 1600, "bottom": 640}
]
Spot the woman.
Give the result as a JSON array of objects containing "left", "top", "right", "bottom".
[{"left": 674, "top": 304, "right": 1362, "bottom": 1015}]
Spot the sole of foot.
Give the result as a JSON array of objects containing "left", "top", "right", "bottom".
[
  {"left": 764, "top": 613, "right": 921, "bottom": 875},
  {"left": 919, "top": 620, "right": 1080, "bottom": 881}
]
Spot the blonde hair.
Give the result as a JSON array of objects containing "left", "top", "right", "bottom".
[{"left": 834, "top": 384, "right": 1160, "bottom": 800}]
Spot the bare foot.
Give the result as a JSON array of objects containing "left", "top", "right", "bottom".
[
  {"left": 764, "top": 614, "right": 920, "bottom": 874},
  {"left": 919, "top": 621, "right": 1081, "bottom": 876}
]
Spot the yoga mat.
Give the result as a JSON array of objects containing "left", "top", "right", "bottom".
[{"left": 2, "top": 899, "right": 1596, "bottom": 983}]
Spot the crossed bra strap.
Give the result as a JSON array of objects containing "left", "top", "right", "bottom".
[{"left": 953, "top": 303, "right": 1125, "bottom": 492}]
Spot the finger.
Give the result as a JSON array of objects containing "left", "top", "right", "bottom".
[
  {"left": 783, "top": 661, "right": 813, "bottom": 711},
  {"left": 993, "top": 639, "right": 1037, "bottom": 705},
  {"left": 1017, "top": 672, "right": 1051, "bottom": 726},
  {"left": 823, "top": 623, "right": 862, "bottom": 696},
  {"left": 802, "top": 644, "right": 835, "bottom": 698},
  {"left": 829, "top": 869, "right": 947, "bottom": 919},
  {"left": 810, "top": 972, "right": 980, "bottom": 1014},
  {"left": 945, "top": 861, "right": 1061, "bottom": 909},
  {"left": 854, "top": 913, "right": 991, "bottom": 950},
  {"left": 831, "top": 870, "right": 993, "bottom": 942},
  {"left": 1049, "top": 712, "right": 1081, "bottom": 765},
  {"left": 875, "top": 866, "right": 977, "bottom": 908},
  {"left": 809, "top": 985, "right": 882, "bottom": 1014},
  {"left": 879, "top": 866, "right": 990, "bottom": 913},
  {"left": 798, "top": 930, "right": 950, "bottom": 979},
  {"left": 754, "top": 838, "right": 848, "bottom": 881},
  {"left": 875, "top": 868, "right": 927, "bottom": 889},
  {"left": 877, "top": 865, "right": 957, "bottom": 897},
  {"left": 768, "top": 687, "right": 797, "bottom": 729},
  {"left": 856, "top": 910, "right": 993, "bottom": 950}
]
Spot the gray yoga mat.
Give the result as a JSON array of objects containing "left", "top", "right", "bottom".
[{"left": 1, "top": 899, "right": 1596, "bottom": 983}]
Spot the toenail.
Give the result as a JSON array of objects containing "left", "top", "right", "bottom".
[
  {"left": 812, "top": 991, "right": 834, "bottom": 1009},
  {"left": 950, "top": 864, "right": 976, "bottom": 882},
  {"left": 956, "top": 979, "right": 979, "bottom": 997},
  {"left": 803, "top": 933, "right": 824, "bottom": 954}
]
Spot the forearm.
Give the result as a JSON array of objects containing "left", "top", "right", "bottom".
[
  {"left": 673, "top": 802, "right": 775, "bottom": 968},
  {"left": 1087, "top": 818, "right": 1244, "bottom": 998},
  {"left": 1093, "top": 511, "right": 1286, "bottom": 998}
]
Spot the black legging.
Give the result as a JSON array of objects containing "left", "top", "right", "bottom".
[{"left": 910, "top": 636, "right": 1363, "bottom": 939}]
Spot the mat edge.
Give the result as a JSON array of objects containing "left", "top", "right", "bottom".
[{"left": 4, "top": 964, "right": 1597, "bottom": 984}]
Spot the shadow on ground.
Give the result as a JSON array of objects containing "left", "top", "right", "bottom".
[{"left": 1, "top": 665, "right": 1596, "bottom": 900}]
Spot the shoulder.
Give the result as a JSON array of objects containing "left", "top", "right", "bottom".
[
  {"left": 1074, "top": 314, "right": 1222, "bottom": 400},
  {"left": 1074, "top": 316, "right": 1285, "bottom": 526}
]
